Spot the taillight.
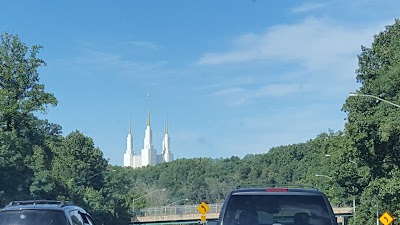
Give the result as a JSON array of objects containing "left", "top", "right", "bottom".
[{"left": 265, "top": 188, "right": 288, "bottom": 192}]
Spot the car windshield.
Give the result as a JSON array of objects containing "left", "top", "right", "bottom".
[
  {"left": 0, "top": 210, "right": 68, "bottom": 225},
  {"left": 221, "top": 194, "right": 333, "bottom": 225}
]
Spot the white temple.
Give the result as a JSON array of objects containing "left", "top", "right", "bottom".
[{"left": 123, "top": 96, "right": 174, "bottom": 168}]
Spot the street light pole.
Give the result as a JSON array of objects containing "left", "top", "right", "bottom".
[
  {"left": 132, "top": 188, "right": 166, "bottom": 219},
  {"left": 324, "top": 153, "right": 361, "bottom": 224},
  {"left": 325, "top": 154, "right": 358, "bottom": 218},
  {"left": 348, "top": 92, "right": 399, "bottom": 223},
  {"left": 349, "top": 93, "right": 400, "bottom": 108}
]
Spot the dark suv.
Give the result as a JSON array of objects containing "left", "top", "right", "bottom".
[
  {"left": 0, "top": 200, "right": 96, "bottom": 225},
  {"left": 217, "top": 186, "right": 337, "bottom": 225}
]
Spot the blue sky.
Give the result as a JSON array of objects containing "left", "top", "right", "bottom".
[{"left": 1, "top": 0, "right": 399, "bottom": 166}]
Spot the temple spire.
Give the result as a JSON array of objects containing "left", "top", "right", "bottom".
[
  {"left": 147, "top": 93, "right": 151, "bottom": 126},
  {"left": 129, "top": 115, "right": 132, "bottom": 135},
  {"left": 162, "top": 116, "right": 173, "bottom": 162},
  {"left": 165, "top": 117, "right": 168, "bottom": 134}
]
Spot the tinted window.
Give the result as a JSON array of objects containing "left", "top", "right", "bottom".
[
  {"left": 222, "top": 194, "right": 333, "bottom": 225},
  {"left": 80, "top": 212, "right": 95, "bottom": 225},
  {"left": 0, "top": 210, "right": 67, "bottom": 225},
  {"left": 69, "top": 210, "right": 84, "bottom": 225}
]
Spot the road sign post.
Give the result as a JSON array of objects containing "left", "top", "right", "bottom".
[{"left": 197, "top": 202, "right": 210, "bottom": 224}]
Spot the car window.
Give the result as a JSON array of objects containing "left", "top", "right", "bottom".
[
  {"left": 69, "top": 210, "right": 84, "bottom": 225},
  {"left": 80, "top": 212, "right": 96, "bottom": 225},
  {"left": 0, "top": 210, "right": 68, "bottom": 225},
  {"left": 221, "top": 194, "right": 333, "bottom": 225}
]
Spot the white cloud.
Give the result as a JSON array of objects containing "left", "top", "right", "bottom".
[
  {"left": 212, "top": 83, "right": 307, "bottom": 106},
  {"left": 240, "top": 103, "right": 342, "bottom": 131},
  {"left": 128, "top": 41, "right": 161, "bottom": 50},
  {"left": 197, "top": 18, "right": 392, "bottom": 108},
  {"left": 196, "top": 17, "right": 382, "bottom": 69},
  {"left": 198, "top": 76, "right": 256, "bottom": 91},
  {"left": 77, "top": 50, "right": 167, "bottom": 68},
  {"left": 74, "top": 49, "right": 168, "bottom": 79},
  {"left": 213, "top": 87, "right": 245, "bottom": 96},
  {"left": 291, "top": 2, "right": 329, "bottom": 13},
  {"left": 251, "top": 84, "right": 306, "bottom": 97},
  {"left": 185, "top": 102, "right": 346, "bottom": 159}
]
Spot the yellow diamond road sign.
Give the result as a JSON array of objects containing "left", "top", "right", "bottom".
[
  {"left": 197, "top": 201, "right": 210, "bottom": 214},
  {"left": 380, "top": 212, "right": 394, "bottom": 225}
]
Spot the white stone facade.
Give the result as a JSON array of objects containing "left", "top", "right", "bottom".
[{"left": 123, "top": 110, "right": 173, "bottom": 168}]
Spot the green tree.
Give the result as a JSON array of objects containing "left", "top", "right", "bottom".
[
  {"left": 50, "top": 131, "right": 108, "bottom": 199},
  {"left": 343, "top": 19, "right": 400, "bottom": 179},
  {"left": 0, "top": 32, "right": 58, "bottom": 204},
  {"left": 0, "top": 32, "right": 57, "bottom": 133},
  {"left": 342, "top": 19, "right": 400, "bottom": 224}
]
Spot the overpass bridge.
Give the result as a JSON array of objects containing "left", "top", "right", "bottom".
[{"left": 134, "top": 204, "right": 353, "bottom": 225}]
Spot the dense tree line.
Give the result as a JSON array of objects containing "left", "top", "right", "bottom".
[{"left": 1, "top": 19, "right": 399, "bottom": 225}]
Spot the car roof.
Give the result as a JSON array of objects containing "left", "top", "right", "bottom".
[
  {"left": 231, "top": 187, "right": 324, "bottom": 195},
  {"left": 1, "top": 200, "right": 86, "bottom": 213}
]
